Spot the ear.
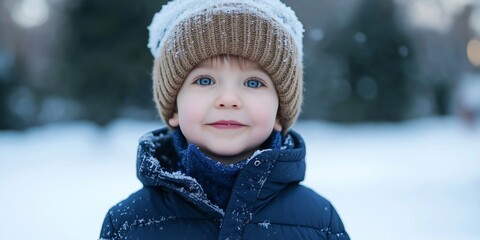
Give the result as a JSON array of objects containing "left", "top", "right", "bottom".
[
  {"left": 273, "top": 118, "right": 282, "bottom": 132},
  {"left": 168, "top": 113, "right": 180, "bottom": 127}
]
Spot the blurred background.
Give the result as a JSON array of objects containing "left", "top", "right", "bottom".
[
  {"left": 1, "top": 0, "right": 480, "bottom": 129},
  {"left": 1, "top": 0, "right": 480, "bottom": 239}
]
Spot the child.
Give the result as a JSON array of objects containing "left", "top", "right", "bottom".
[{"left": 100, "top": 0, "right": 350, "bottom": 239}]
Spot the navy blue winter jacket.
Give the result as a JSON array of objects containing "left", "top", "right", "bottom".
[{"left": 100, "top": 127, "right": 350, "bottom": 240}]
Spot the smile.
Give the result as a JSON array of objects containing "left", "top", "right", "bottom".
[{"left": 208, "top": 120, "right": 246, "bottom": 129}]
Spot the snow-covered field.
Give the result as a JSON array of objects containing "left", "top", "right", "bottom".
[{"left": 0, "top": 117, "right": 479, "bottom": 240}]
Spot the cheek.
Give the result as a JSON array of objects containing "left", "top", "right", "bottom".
[
  {"left": 176, "top": 94, "right": 206, "bottom": 124},
  {"left": 247, "top": 97, "right": 279, "bottom": 125}
]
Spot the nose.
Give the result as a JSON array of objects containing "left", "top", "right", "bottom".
[{"left": 215, "top": 89, "right": 242, "bottom": 109}]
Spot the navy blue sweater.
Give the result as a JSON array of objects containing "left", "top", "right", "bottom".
[{"left": 99, "top": 127, "right": 350, "bottom": 240}]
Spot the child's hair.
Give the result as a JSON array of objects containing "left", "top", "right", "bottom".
[
  {"left": 200, "top": 54, "right": 262, "bottom": 72},
  {"left": 147, "top": 0, "right": 304, "bottom": 131}
]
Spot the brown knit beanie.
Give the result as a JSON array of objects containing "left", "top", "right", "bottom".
[{"left": 148, "top": 0, "right": 304, "bottom": 131}]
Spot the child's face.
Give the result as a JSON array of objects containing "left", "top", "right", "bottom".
[{"left": 169, "top": 56, "right": 282, "bottom": 164}]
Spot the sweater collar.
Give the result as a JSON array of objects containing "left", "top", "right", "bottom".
[{"left": 172, "top": 129, "right": 283, "bottom": 209}]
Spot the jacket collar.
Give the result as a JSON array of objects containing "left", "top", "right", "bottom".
[{"left": 135, "top": 127, "right": 306, "bottom": 218}]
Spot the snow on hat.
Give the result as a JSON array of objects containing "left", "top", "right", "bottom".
[{"left": 148, "top": 0, "right": 304, "bottom": 131}]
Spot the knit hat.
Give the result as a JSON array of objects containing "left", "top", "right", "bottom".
[{"left": 148, "top": 0, "right": 304, "bottom": 131}]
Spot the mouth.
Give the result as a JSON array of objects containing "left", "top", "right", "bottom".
[{"left": 207, "top": 120, "right": 246, "bottom": 129}]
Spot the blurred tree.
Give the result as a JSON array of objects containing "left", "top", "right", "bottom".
[
  {"left": 0, "top": 51, "right": 16, "bottom": 130},
  {"left": 307, "top": 0, "right": 417, "bottom": 122},
  {"left": 0, "top": 5, "right": 21, "bottom": 130},
  {"left": 433, "top": 5, "right": 475, "bottom": 115},
  {"left": 56, "top": 0, "right": 167, "bottom": 126}
]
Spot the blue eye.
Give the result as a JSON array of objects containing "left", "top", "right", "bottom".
[
  {"left": 244, "top": 79, "right": 264, "bottom": 88},
  {"left": 194, "top": 77, "right": 214, "bottom": 86}
]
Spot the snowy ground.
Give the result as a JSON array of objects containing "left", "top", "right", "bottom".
[{"left": 0, "top": 117, "right": 479, "bottom": 240}]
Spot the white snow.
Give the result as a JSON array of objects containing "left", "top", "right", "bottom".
[
  {"left": 0, "top": 117, "right": 479, "bottom": 240},
  {"left": 246, "top": 149, "right": 272, "bottom": 163},
  {"left": 258, "top": 220, "right": 271, "bottom": 229}
]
